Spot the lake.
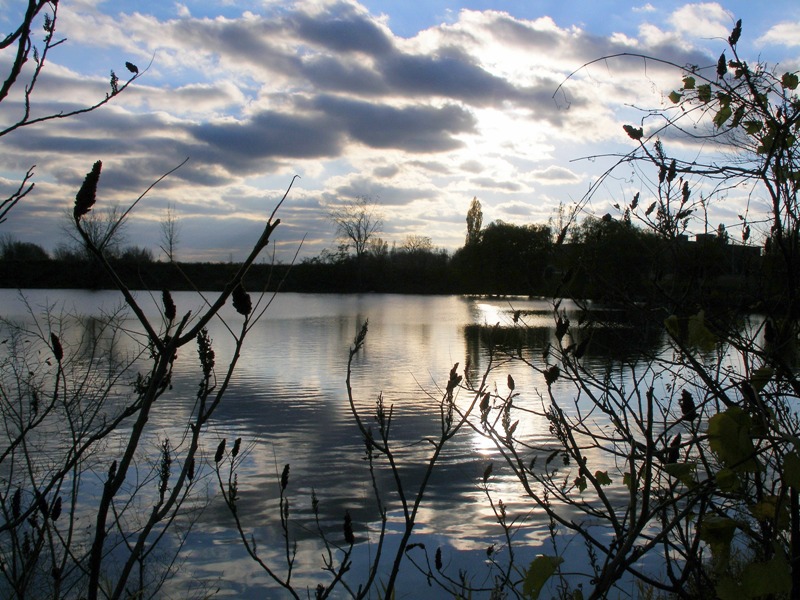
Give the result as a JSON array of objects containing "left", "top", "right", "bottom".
[{"left": 0, "top": 289, "right": 675, "bottom": 598}]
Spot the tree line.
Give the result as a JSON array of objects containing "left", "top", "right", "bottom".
[{"left": 2, "top": 198, "right": 763, "bottom": 305}]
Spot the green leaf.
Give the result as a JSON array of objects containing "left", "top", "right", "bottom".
[
  {"left": 782, "top": 72, "right": 799, "bottom": 90},
  {"left": 623, "top": 124, "right": 643, "bottom": 140},
  {"left": 623, "top": 472, "right": 634, "bottom": 491},
  {"left": 666, "top": 311, "right": 716, "bottom": 351},
  {"left": 687, "top": 311, "right": 716, "bottom": 350},
  {"left": 523, "top": 555, "right": 564, "bottom": 599},
  {"left": 594, "top": 470, "right": 612, "bottom": 486},
  {"left": 682, "top": 76, "right": 696, "bottom": 90},
  {"left": 716, "top": 552, "right": 792, "bottom": 599},
  {"left": 731, "top": 105, "right": 745, "bottom": 128},
  {"left": 665, "top": 462, "right": 697, "bottom": 486},
  {"left": 749, "top": 495, "right": 789, "bottom": 528},
  {"left": 573, "top": 475, "right": 587, "bottom": 493},
  {"left": 697, "top": 84, "right": 712, "bottom": 103},
  {"left": 744, "top": 120, "right": 763, "bottom": 135},
  {"left": 751, "top": 366, "right": 773, "bottom": 393},
  {"left": 713, "top": 105, "right": 732, "bottom": 128},
  {"left": 699, "top": 515, "right": 736, "bottom": 566},
  {"left": 668, "top": 90, "right": 682, "bottom": 104},
  {"left": 708, "top": 407, "right": 759, "bottom": 472},
  {"left": 784, "top": 452, "right": 800, "bottom": 490},
  {"left": 715, "top": 467, "right": 740, "bottom": 492}
]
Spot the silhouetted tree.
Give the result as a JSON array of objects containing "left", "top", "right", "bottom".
[
  {"left": 465, "top": 196, "right": 482, "bottom": 246},
  {"left": 328, "top": 195, "right": 384, "bottom": 261},
  {"left": 159, "top": 202, "right": 181, "bottom": 262},
  {"left": 0, "top": 235, "right": 48, "bottom": 260}
]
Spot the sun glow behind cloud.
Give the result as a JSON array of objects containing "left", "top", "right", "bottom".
[{"left": 0, "top": 1, "right": 795, "bottom": 260}]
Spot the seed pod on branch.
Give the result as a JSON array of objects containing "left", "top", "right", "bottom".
[
  {"left": 343, "top": 510, "right": 355, "bottom": 545},
  {"left": 232, "top": 284, "right": 252, "bottom": 316},
  {"left": 73, "top": 160, "right": 102, "bottom": 222},
  {"left": 162, "top": 290, "right": 176, "bottom": 321},
  {"left": 214, "top": 439, "right": 226, "bottom": 463},
  {"left": 50, "top": 332, "right": 63, "bottom": 362},
  {"left": 280, "top": 463, "right": 290, "bottom": 491}
]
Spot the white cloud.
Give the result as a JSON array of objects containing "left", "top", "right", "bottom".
[
  {"left": 757, "top": 22, "right": 800, "bottom": 47},
  {"left": 0, "top": 0, "right": 782, "bottom": 260},
  {"left": 668, "top": 3, "right": 732, "bottom": 39}
]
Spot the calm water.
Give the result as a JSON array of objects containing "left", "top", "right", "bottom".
[{"left": 0, "top": 289, "right": 674, "bottom": 598}]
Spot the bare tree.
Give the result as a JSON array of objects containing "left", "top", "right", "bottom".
[
  {"left": 400, "top": 234, "right": 433, "bottom": 253},
  {"left": 0, "top": 1, "right": 139, "bottom": 223},
  {"left": 328, "top": 195, "right": 384, "bottom": 261},
  {"left": 60, "top": 203, "right": 128, "bottom": 259},
  {"left": 159, "top": 202, "right": 182, "bottom": 262}
]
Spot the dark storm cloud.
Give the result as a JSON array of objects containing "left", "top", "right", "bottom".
[
  {"left": 308, "top": 95, "right": 476, "bottom": 151},
  {"left": 287, "top": 3, "right": 393, "bottom": 55}
]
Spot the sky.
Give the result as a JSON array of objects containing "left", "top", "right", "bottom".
[{"left": 1, "top": 1, "right": 799, "bottom": 262}]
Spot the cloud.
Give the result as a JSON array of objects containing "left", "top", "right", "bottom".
[
  {"left": 757, "top": 22, "right": 800, "bottom": 47},
  {"left": 0, "top": 0, "right": 779, "bottom": 261},
  {"left": 668, "top": 3, "right": 732, "bottom": 39},
  {"left": 306, "top": 95, "right": 476, "bottom": 151},
  {"left": 532, "top": 165, "right": 583, "bottom": 185},
  {"left": 287, "top": 2, "right": 393, "bottom": 55}
]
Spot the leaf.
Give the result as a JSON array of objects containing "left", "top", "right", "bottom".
[
  {"left": 715, "top": 467, "right": 740, "bottom": 492},
  {"left": 543, "top": 365, "right": 560, "bottom": 386},
  {"left": 664, "top": 462, "right": 697, "bottom": 486},
  {"left": 784, "top": 452, "right": 800, "bottom": 490},
  {"left": 668, "top": 90, "right": 682, "bottom": 104},
  {"left": 699, "top": 515, "right": 736, "bottom": 563},
  {"left": 697, "top": 84, "right": 712, "bottom": 103},
  {"left": 731, "top": 105, "right": 745, "bottom": 128},
  {"left": 708, "top": 407, "right": 759, "bottom": 472},
  {"left": 749, "top": 495, "right": 788, "bottom": 528},
  {"left": 594, "top": 470, "right": 612, "bottom": 486},
  {"left": 523, "top": 555, "right": 564, "bottom": 599},
  {"left": 507, "top": 374, "right": 515, "bottom": 391},
  {"left": 744, "top": 120, "right": 763, "bottom": 135},
  {"left": 645, "top": 201, "right": 656, "bottom": 216},
  {"left": 682, "top": 76, "right": 696, "bottom": 90},
  {"left": 623, "top": 472, "right": 634, "bottom": 491},
  {"left": 713, "top": 104, "right": 733, "bottom": 128},
  {"left": 623, "top": 124, "right": 643, "bottom": 140},
  {"left": 782, "top": 72, "right": 799, "bottom": 90},
  {"left": 750, "top": 367, "right": 773, "bottom": 393},
  {"left": 687, "top": 311, "right": 717, "bottom": 350}
]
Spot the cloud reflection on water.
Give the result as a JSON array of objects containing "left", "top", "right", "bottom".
[{"left": 1, "top": 290, "right": 678, "bottom": 597}]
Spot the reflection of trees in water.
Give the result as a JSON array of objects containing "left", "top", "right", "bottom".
[{"left": 464, "top": 307, "right": 668, "bottom": 374}]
